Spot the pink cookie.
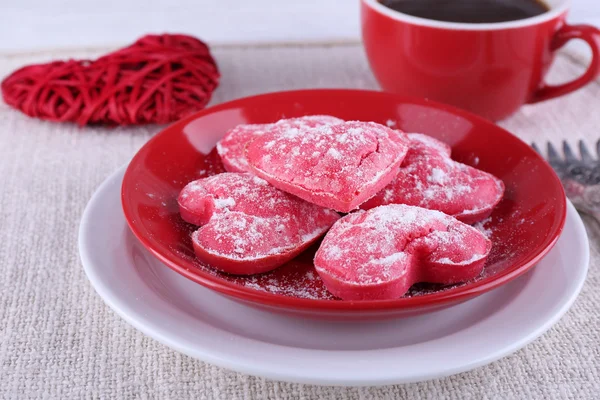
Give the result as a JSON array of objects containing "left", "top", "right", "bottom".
[
  {"left": 178, "top": 173, "right": 340, "bottom": 275},
  {"left": 216, "top": 115, "right": 344, "bottom": 173},
  {"left": 361, "top": 133, "right": 505, "bottom": 224},
  {"left": 314, "top": 204, "right": 491, "bottom": 301},
  {"left": 246, "top": 121, "right": 410, "bottom": 212}
]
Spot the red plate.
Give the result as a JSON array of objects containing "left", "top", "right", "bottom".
[{"left": 121, "top": 89, "right": 566, "bottom": 319}]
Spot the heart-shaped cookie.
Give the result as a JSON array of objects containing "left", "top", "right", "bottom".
[
  {"left": 178, "top": 173, "right": 340, "bottom": 275},
  {"left": 314, "top": 204, "right": 491, "bottom": 300},
  {"left": 361, "top": 133, "right": 505, "bottom": 223},
  {"left": 216, "top": 115, "right": 343, "bottom": 173},
  {"left": 246, "top": 121, "right": 410, "bottom": 212}
]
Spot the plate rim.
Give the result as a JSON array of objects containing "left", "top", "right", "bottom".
[{"left": 81, "top": 165, "right": 589, "bottom": 386}]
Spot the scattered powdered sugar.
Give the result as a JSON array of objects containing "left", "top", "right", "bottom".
[
  {"left": 325, "top": 244, "right": 343, "bottom": 259},
  {"left": 473, "top": 216, "right": 493, "bottom": 238},
  {"left": 213, "top": 197, "right": 236, "bottom": 209},
  {"left": 346, "top": 127, "right": 365, "bottom": 136},
  {"left": 428, "top": 167, "right": 447, "bottom": 184},
  {"left": 415, "top": 163, "right": 477, "bottom": 203},
  {"left": 407, "top": 133, "right": 451, "bottom": 156},
  {"left": 372, "top": 252, "right": 407, "bottom": 266},
  {"left": 280, "top": 127, "right": 302, "bottom": 139},
  {"left": 386, "top": 119, "right": 397, "bottom": 127},
  {"left": 300, "top": 227, "right": 327, "bottom": 243},
  {"left": 404, "top": 280, "right": 477, "bottom": 297},
  {"left": 232, "top": 185, "right": 249, "bottom": 196},
  {"left": 243, "top": 281, "right": 264, "bottom": 291},
  {"left": 252, "top": 176, "right": 268, "bottom": 186},
  {"left": 435, "top": 253, "right": 485, "bottom": 265},
  {"left": 454, "top": 184, "right": 472, "bottom": 194},
  {"left": 326, "top": 148, "right": 342, "bottom": 159},
  {"left": 240, "top": 272, "right": 337, "bottom": 300}
]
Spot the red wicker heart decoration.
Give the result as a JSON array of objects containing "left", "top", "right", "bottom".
[{"left": 1, "top": 34, "right": 220, "bottom": 126}]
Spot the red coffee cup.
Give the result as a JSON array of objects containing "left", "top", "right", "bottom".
[{"left": 361, "top": 0, "right": 600, "bottom": 120}]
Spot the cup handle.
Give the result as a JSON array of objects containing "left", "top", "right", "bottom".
[{"left": 528, "top": 23, "right": 600, "bottom": 103}]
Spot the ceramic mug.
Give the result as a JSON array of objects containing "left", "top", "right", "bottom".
[{"left": 361, "top": 0, "right": 600, "bottom": 120}]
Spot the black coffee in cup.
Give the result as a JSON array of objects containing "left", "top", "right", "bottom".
[{"left": 379, "top": 0, "right": 550, "bottom": 23}]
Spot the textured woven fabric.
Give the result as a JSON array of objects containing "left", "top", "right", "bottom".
[{"left": 0, "top": 44, "right": 599, "bottom": 400}]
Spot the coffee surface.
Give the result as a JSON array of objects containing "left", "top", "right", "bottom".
[{"left": 379, "top": 0, "right": 549, "bottom": 23}]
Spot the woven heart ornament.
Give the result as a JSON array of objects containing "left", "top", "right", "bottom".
[{"left": 1, "top": 34, "right": 220, "bottom": 126}]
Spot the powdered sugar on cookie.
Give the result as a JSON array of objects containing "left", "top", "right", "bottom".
[
  {"left": 362, "top": 133, "right": 504, "bottom": 224},
  {"left": 178, "top": 173, "right": 340, "bottom": 274},
  {"left": 314, "top": 204, "right": 491, "bottom": 301},
  {"left": 246, "top": 121, "right": 411, "bottom": 212},
  {"left": 216, "top": 115, "right": 343, "bottom": 173}
]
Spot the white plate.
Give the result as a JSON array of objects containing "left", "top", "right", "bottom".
[{"left": 79, "top": 166, "right": 589, "bottom": 386}]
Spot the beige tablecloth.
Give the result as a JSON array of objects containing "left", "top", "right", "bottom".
[{"left": 0, "top": 44, "right": 599, "bottom": 399}]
